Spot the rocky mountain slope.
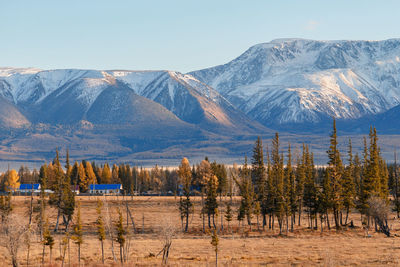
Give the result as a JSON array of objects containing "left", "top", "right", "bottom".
[
  {"left": 191, "top": 38, "right": 400, "bottom": 130},
  {"left": 0, "top": 68, "right": 266, "bottom": 164},
  {"left": 1, "top": 38, "right": 400, "bottom": 164},
  {"left": 0, "top": 68, "right": 264, "bottom": 132}
]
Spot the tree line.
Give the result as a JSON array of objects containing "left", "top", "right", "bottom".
[
  {"left": 0, "top": 119, "right": 398, "bottom": 266},
  {"left": 178, "top": 120, "right": 398, "bottom": 236}
]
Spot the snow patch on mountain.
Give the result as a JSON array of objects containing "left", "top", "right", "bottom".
[{"left": 190, "top": 38, "right": 400, "bottom": 126}]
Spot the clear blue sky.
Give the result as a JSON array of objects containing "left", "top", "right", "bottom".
[{"left": 1, "top": 0, "right": 399, "bottom": 73}]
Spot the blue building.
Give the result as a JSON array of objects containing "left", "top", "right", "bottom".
[
  {"left": 19, "top": 183, "right": 41, "bottom": 193},
  {"left": 89, "top": 184, "right": 122, "bottom": 195}
]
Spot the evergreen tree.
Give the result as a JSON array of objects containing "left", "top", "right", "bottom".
[
  {"left": 341, "top": 139, "right": 356, "bottom": 225},
  {"left": 286, "top": 144, "right": 297, "bottom": 231},
  {"left": 210, "top": 228, "right": 219, "bottom": 267},
  {"left": 321, "top": 169, "right": 332, "bottom": 230},
  {"left": 205, "top": 174, "right": 219, "bottom": 229},
  {"left": 49, "top": 149, "right": 67, "bottom": 233},
  {"left": 326, "top": 119, "right": 344, "bottom": 230},
  {"left": 224, "top": 202, "right": 233, "bottom": 231},
  {"left": 353, "top": 153, "right": 362, "bottom": 199},
  {"left": 295, "top": 149, "right": 306, "bottom": 226},
  {"left": 251, "top": 137, "right": 267, "bottom": 224},
  {"left": 116, "top": 208, "right": 126, "bottom": 264},
  {"left": 253, "top": 201, "right": 261, "bottom": 231},
  {"left": 211, "top": 161, "right": 228, "bottom": 198},
  {"left": 70, "top": 162, "right": 79, "bottom": 186},
  {"left": 359, "top": 137, "right": 373, "bottom": 214},
  {"left": 198, "top": 160, "right": 213, "bottom": 232},
  {"left": 65, "top": 149, "right": 72, "bottom": 178},
  {"left": 233, "top": 156, "right": 255, "bottom": 227},
  {"left": 303, "top": 145, "right": 318, "bottom": 229},
  {"left": 0, "top": 192, "right": 12, "bottom": 222},
  {"left": 271, "top": 133, "right": 285, "bottom": 234},
  {"left": 392, "top": 151, "right": 400, "bottom": 218},
  {"left": 265, "top": 147, "right": 275, "bottom": 229},
  {"left": 378, "top": 155, "right": 389, "bottom": 200},
  {"left": 369, "top": 127, "right": 381, "bottom": 195},
  {"left": 39, "top": 163, "right": 48, "bottom": 188}
]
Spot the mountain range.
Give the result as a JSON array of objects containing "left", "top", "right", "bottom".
[
  {"left": 190, "top": 38, "right": 400, "bottom": 132},
  {"left": 1, "top": 38, "right": 400, "bottom": 165}
]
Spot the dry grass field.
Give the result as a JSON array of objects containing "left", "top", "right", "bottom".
[{"left": 1, "top": 195, "right": 400, "bottom": 266}]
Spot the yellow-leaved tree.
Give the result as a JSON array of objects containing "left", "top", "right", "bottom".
[{"left": 5, "top": 169, "right": 20, "bottom": 192}]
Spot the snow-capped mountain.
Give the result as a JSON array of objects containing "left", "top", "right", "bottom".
[
  {"left": 0, "top": 67, "right": 270, "bottom": 164},
  {"left": 2, "top": 38, "right": 400, "bottom": 164},
  {"left": 190, "top": 38, "right": 400, "bottom": 129},
  {"left": 0, "top": 68, "right": 263, "bottom": 132}
]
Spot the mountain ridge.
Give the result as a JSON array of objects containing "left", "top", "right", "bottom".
[
  {"left": 1, "top": 38, "right": 400, "bottom": 164},
  {"left": 190, "top": 38, "right": 400, "bottom": 130}
]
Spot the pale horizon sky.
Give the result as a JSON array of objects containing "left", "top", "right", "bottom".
[{"left": 1, "top": 0, "right": 400, "bottom": 73}]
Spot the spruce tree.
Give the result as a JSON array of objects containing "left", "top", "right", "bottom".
[
  {"left": 211, "top": 161, "right": 228, "bottom": 198},
  {"left": 225, "top": 202, "right": 233, "bottom": 231},
  {"left": 353, "top": 153, "right": 362, "bottom": 200},
  {"left": 326, "top": 119, "right": 344, "bottom": 230},
  {"left": 233, "top": 156, "right": 255, "bottom": 227},
  {"left": 369, "top": 127, "right": 381, "bottom": 195},
  {"left": 359, "top": 137, "right": 373, "bottom": 214},
  {"left": 378, "top": 156, "right": 389, "bottom": 200},
  {"left": 49, "top": 149, "right": 66, "bottom": 233},
  {"left": 341, "top": 139, "right": 356, "bottom": 225},
  {"left": 65, "top": 149, "right": 72, "bottom": 178},
  {"left": 303, "top": 145, "right": 318, "bottom": 229},
  {"left": 286, "top": 144, "right": 297, "bottom": 231},
  {"left": 198, "top": 160, "right": 213, "bottom": 232},
  {"left": 251, "top": 137, "right": 267, "bottom": 223},
  {"left": 393, "top": 152, "right": 400, "bottom": 218},
  {"left": 210, "top": 228, "right": 219, "bottom": 267},
  {"left": 0, "top": 192, "right": 12, "bottom": 223},
  {"left": 70, "top": 162, "right": 79, "bottom": 186},
  {"left": 321, "top": 169, "right": 332, "bottom": 230},
  {"left": 271, "top": 133, "right": 285, "bottom": 234},
  {"left": 295, "top": 149, "right": 305, "bottom": 226},
  {"left": 265, "top": 147, "right": 275, "bottom": 229},
  {"left": 116, "top": 208, "right": 126, "bottom": 264},
  {"left": 253, "top": 201, "right": 261, "bottom": 231},
  {"left": 205, "top": 174, "right": 219, "bottom": 229}
]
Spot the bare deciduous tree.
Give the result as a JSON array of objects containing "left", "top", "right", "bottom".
[
  {"left": 367, "top": 196, "right": 391, "bottom": 237},
  {"left": 24, "top": 224, "right": 35, "bottom": 267},
  {"left": 103, "top": 197, "right": 118, "bottom": 262},
  {"left": 158, "top": 217, "right": 177, "bottom": 265},
  {"left": 0, "top": 214, "right": 28, "bottom": 267}
]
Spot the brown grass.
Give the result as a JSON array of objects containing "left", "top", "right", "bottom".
[{"left": 1, "top": 195, "right": 400, "bottom": 266}]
